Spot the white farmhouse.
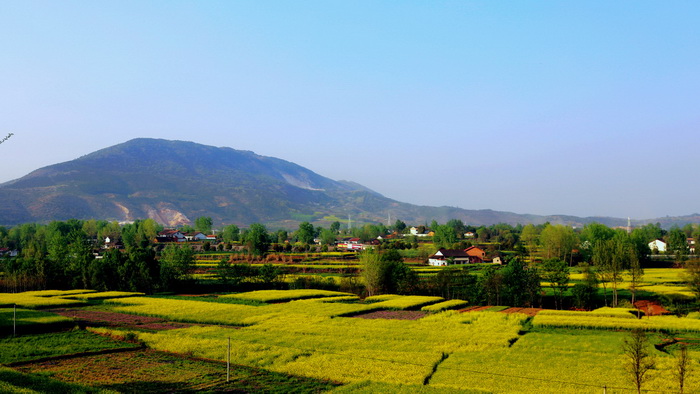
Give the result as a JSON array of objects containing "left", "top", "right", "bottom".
[{"left": 648, "top": 239, "right": 667, "bottom": 253}]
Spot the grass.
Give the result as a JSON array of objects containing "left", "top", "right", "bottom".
[
  {"left": 14, "top": 349, "right": 339, "bottom": 393},
  {"left": 0, "top": 329, "right": 134, "bottom": 365},
  {"left": 0, "top": 366, "right": 114, "bottom": 393},
  {"left": 0, "top": 308, "right": 74, "bottom": 335}
]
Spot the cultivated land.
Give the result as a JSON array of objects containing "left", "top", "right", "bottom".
[{"left": 2, "top": 283, "right": 700, "bottom": 393}]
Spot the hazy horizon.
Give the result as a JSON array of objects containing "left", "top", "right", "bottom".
[{"left": 2, "top": 2, "right": 698, "bottom": 219}]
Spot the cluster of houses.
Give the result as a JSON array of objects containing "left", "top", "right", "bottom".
[
  {"left": 648, "top": 238, "right": 696, "bottom": 254},
  {"left": 154, "top": 230, "right": 217, "bottom": 243},
  {"left": 336, "top": 238, "right": 380, "bottom": 251}
]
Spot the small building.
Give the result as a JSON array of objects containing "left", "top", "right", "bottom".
[
  {"left": 156, "top": 230, "right": 187, "bottom": 243},
  {"left": 409, "top": 227, "right": 432, "bottom": 237},
  {"left": 648, "top": 239, "right": 667, "bottom": 253},
  {"left": 688, "top": 238, "right": 696, "bottom": 254},
  {"left": 337, "top": 238, "right": 365, "bottom": 251},
  {"left": 428, "top": 248, "right": 482, "bottom": 266},
  {"left": 465, "top": 246, "right": 486, "bottom": 260}
]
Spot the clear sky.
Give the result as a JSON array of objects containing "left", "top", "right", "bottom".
[{"left": 1, "top": 1, "right": 698, "bottom": 220}]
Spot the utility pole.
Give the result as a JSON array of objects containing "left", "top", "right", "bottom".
[{"left": 226, "top": 337, "right": 230, "bottom": 382}]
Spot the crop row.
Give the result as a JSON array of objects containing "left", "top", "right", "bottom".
[
  {"left": 421, "top": 300, "right": 469, "bottom": 312},
  {"left": 538, "top": 307, "right": 638, "bottom": 319},
  {"left": 532, "top": 313, "right": 700, "bottom": 332},
  {"left": 219, "top": 289, "right": 354, "bottom": 303}
]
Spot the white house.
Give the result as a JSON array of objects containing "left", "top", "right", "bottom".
[
  {"left": 428, "top": 248, "right": 474, "bottom": 266},
  {"left": 648, "top": 239, "right": 667, "bottom": 253}
]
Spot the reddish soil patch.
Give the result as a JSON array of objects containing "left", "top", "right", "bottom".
[
  {"left": 634, "top": 300, "right": 671, "bottom": 316},
  {"left": 353, "top": 310, "right": 428, "bottom": 320},
  {"left": 501, "top": 307, "right": 543, "bottom": 317},
  {"left": 458, "top": 306, "right": 492, "bottom": 313},
  {"left": 49, "top": 308, "right": 193, "bottom": 331}
]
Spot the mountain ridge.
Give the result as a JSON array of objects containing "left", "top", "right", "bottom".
[{"left": 0, "top": 138, "right": 697, "bottom": 229}]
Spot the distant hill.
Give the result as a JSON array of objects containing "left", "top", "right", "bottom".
[{"left": 0, "top": 138, "right": 696, "bottom": 229}]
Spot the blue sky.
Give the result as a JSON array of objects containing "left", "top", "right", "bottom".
[{"left": 1, "top": 1, "right": 698, "bottom": 219}]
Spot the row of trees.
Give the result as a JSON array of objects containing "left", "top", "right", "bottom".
[
  {"left": 360, "top": 250, "right": 544, "bottom": 308},
  {"left": 0, "top": 220, "right": 194, "bottom": 293}
]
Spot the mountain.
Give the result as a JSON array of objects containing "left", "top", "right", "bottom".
[{"left": 0, "top": 138, "right": 695, "bottom": 229}]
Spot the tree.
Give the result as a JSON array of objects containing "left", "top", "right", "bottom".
[
  {"left": 433, "top": 225, "right": 458, "bottom": 249},
  {"left": 276, "top": 229, "right": 288, "bottom": 244},
  {"left": 478, "top": 266, "right": 503, "bottom": 305},
  {"left": 674, "top": 344, "right": 691, "bottom": 394},
  {"left": 296, "top": 222, "right": 315, "bottom": 244},
  {"left": 215, "top": 260, "right": 252, "bottom": 289},
  {"left": 541, "top": 259, "right": 569, "bottom": 309},
  {"left": 445, "top": 219, "right": 466, "bottom": 238},
  {"left": 432, "top": 267, "right": 479, "bottom": 302},
  {"left": 539, "top": 224, "right": 578, "bottom": 265},
  {"left": 243, "top": 223, "right": 270, "bottom": 256},
  {"left": 622, "top": 329, "right": 655, "bottom": 394},
  {"left": 258, "top": 263, "right": 281, "bottom": 286},
  {"left": 221, "top": 224, "right": 240, "bottom": 242},
  {"left": 628, "top": 253, "right": 643, "bottom": 305},
  {"left": 571, "top": 263, "right": 598, "bottom": 309},
  {"left": 393, "top": 219, "right": 407, "bottom": 234},
  {"left": 669, "top": 226, "right": 689, "bottom": 260},
  {"left": 683, "top": 260, "right": 700, "bottom": 298},
  {"left": 89, "top": 248, "right": 123, "bottom": 291},
  {"left": 330, "top": 221, "right": 341, "bottom": 234},
  {"left": 194, "top": 217, "right": 213, "bottom": 234},
  {"left": 360, "top": 249, "right": 383, "bottom": 297},
  {"left": 520, "top": 224, "right": 539, "bottom": 264},
  {"left": 319, "top": 228, "right": 337, "bottom": 246},
  {"left": 380, "top": 250, "right": 418, "bottom": 294},
  {"left": 592, "top": 236, "right": 634, "bottom": 307},
  {"left": 159, "top": 244, "right": 194, "bottom": 291},
  {"left": 501, "top": 257, "right": 541, "bottom": 307},
  {"left": 359, "top": 249, "right": 417, "bottom": 296}
]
